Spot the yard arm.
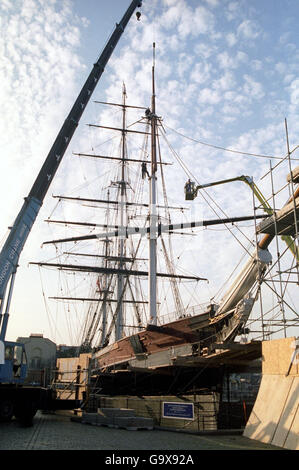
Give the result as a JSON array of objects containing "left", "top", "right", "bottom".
[{"left": 0, "top": 0, "right": 143, "bottom": 341}]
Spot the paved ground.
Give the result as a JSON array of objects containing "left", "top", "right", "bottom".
[{"left": 0, "top": 410, "right": 282, "bottom": 452}]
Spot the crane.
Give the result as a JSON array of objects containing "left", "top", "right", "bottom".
[{"left": 0, "top": 0, "right": 142, "bottom": 424}]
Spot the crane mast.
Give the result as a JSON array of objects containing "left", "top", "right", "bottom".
[{"left": 0, "top": 0, "right": 142, "bottom": 341}]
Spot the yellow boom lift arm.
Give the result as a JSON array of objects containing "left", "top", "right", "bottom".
[{"left": 184, "top": 175, "right": 298, "bottom": 260}]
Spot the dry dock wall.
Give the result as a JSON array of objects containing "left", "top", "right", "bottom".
[{"left": 243, "top": 337, "right": 299, "bottom": 450}]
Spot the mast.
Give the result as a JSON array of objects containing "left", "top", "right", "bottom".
[
  {"left": 76, "top": 83, "right": 153, "bottom": 345},
  {"left": 115, "top": 84, "right": 128, "bottom": 340},
  {"left": 100, "top": 189, "right": 111, "bottom": 347},
  {"left": 149, "top": 43, "right": 158, "bottom": 325}
]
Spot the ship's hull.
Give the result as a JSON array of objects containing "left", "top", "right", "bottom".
[{"left": 92, "top": 300, "right": 252, "bottom": 372}]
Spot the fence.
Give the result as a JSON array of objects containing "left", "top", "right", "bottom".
[{"left": 87, "top": 393, "right": 220, "bottom": 432}]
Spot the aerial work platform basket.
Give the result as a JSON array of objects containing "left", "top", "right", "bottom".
[{"left": 184, "top": 180, "right": 196, "bottom": 200}]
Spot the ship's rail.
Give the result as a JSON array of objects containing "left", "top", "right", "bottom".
[{"left": 158, "top": 302, "right": 211, "bottom": 326}]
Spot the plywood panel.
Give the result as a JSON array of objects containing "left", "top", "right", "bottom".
[
  {"left": 262, "top": 337, "right": 299, "bottom": 376},
  {"left": 245, "top": 337, "right": 299, "bottom": 450},
  {"left": 284, "top": 400, "right": 299, "bottom": 450},
  {"left": 272, "top": 377, "right": 299, "bottom": 448},
  {"left": 243, "top": 374, "right": 293, "bottom": 443}
]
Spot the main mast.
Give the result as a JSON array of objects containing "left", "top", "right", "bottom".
[
  {"left": 148, "top": 43, "right": 158, "bottom": 325},
  {"left": 115, "top": 84, "right": 128, "bottom": 340},
  {"left": 100, "top": 190, "right": 111, "bottom": 347}
]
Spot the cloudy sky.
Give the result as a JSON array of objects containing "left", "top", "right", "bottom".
[{"left": 1, "top": 0, "right": 298, "bottom": 345}]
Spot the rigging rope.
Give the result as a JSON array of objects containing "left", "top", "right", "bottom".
[
  {"left": 164, "top": 124, "right": 299, "bottom": 161},
  {"left": 160, "top": 124, "right": 255, "bottom": 255},
  {"left": 38, "top": 266, "right": 56, "bottom": 340},
  {"left": 157, "top": 131, "right": 187, "bottom": 318}
]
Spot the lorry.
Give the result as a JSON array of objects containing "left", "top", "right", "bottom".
[{"left": 0, "top": 0, "right": 142, "bottom": 425}]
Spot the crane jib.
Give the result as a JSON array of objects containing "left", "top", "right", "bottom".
[
  {"left": 0, "top": 197, "right": 41, "bottom": 300},
  {"left": 29, "top": 0, "right": 142, "bottom": 203}
]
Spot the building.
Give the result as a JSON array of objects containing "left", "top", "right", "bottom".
[{"left": 16, "top": 334, "right": 57, "bottom": 385}]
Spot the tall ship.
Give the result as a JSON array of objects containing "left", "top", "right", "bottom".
[
  {"left": 31, "top": 42, "right": 298, "bottom": 387},
  {"left": 1, "top": 0, "right": 297, "bottom": 428}
]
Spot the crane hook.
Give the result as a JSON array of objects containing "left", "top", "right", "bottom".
[{"left": 136, "top": 11, "right": 141, "bottom": 21}]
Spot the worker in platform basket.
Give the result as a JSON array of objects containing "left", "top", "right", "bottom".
[{"left": 184, "top": 179, "right": 195, "bottom": 200}]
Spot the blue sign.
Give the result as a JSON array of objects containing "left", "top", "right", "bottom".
[{"left": 162, "top": 402, "right": 194, "bottom": 420}]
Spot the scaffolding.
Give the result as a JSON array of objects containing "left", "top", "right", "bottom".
[{"left": 248, "top": 120, "right": 299, "bottom": 341}]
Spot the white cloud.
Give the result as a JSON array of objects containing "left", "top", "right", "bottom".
[
  {"left": 192, "top": 6, "right": 215, "bottom": 36},
  {"left": 243, "top": 74, "right": 265, "bottom": 99},
  {"left": 217, "top": 50, "right": 248, "bottom": 69},
  {"left": 0, "top": 0, "right": 13, "bottom": 11},
  {"left": 190, "top": 62, "right": 211, "bottom": 85},
  {"left": 177, "top": 53, "right": 193, "bottom": 78},
  {"left": 279, "top": 31, "right": 291, "bottom": 44},
  {"left": 198, "top": 87, "right": 221, "bottom": 105},
  {"left": 222, "top": 103, "right": 240, "bottom": 115},
  {"left": 229, "top": 123, "right": 285, "bottom": 167},
  {"left": 289, "top": 79, "right": 299, "bottom": 112},
  {"left": 226, "top": 32, "right": 237, "bottom": 47},
  {"left": 251, "top": 59, "right": 263, "bottom": 71},
  {"left": 161, "top": 1, "right": 215, "bottom": 38},
  {"left": 194, "top": 43, "right": 217, "bottom": 59},
  {"left": 202, "top": 0, "right": 219, "bottom": 7},
  {"left": 275, "top": 62, "right": 287, "bottom": 74},
  {"left": 226, "top": 1, "right": 240, "bottom": 21},
  {"left": 212, "top": 71, "right": 236, "bottom": 91},
  {"left": 0, "top": 0, "right": 86, "bottom": 223},
  {"left": 283, "top": 74, "right": 295, "bottom": 85},
  {"left": 237, "top": 20, "right": 261, "bottom": 39}
]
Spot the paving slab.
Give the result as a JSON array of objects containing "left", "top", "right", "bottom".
[
  {"left": 113, "top": 416, "right": 154, "bottom": 430},
  {"left": 0, "top": 410, "right": 284, "bottom": 451}
]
